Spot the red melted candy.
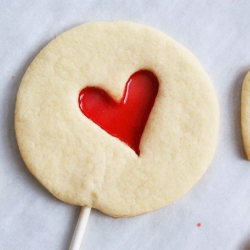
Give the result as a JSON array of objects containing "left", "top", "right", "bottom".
[{"left": 78, "top": 70, "right": 159, "bottom": 155}]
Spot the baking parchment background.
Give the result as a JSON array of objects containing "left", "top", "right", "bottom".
[{"left": 1, "top": 1, "right": 250, "bottom": 249}]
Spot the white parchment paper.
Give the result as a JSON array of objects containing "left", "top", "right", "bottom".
[{"left": 1, "top": 1, "right": 250, "bottom": 249}]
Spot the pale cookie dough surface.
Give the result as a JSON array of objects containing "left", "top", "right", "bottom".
[
  {"left": 241, "top": 70, "right": 250, "bottom": 160},
  {"left": 15, "top": 21, "right": 219, "bottom": 217}
]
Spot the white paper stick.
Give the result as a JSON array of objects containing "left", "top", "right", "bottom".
[{"left": 69, "top": 206, "right": 91, "bottom": 250}]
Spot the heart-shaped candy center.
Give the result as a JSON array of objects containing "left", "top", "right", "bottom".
[{"left": 78, "top": 70, "right": 159, "bottom": 155}]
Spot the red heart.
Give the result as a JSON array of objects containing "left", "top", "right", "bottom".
[{"left": 78, "top": 70, "right": 159, "bottom": 155}]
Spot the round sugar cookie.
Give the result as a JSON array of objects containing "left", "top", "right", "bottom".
[{"left": 15, "top": 21, "right": 219, "bottom": 217}]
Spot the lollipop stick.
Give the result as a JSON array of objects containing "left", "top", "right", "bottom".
[{"left": 69, "top": 206, "right": 91, "bottom": 250}]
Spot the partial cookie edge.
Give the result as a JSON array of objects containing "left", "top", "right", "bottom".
[{"left": 241, "top": 70, "right": 250, "bottom": 160}]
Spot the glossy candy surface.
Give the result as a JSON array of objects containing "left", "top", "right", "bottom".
[{"left": 78, "top": 70, "right": 159, "bottom": 155}]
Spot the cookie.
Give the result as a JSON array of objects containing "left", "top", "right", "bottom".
[
  {"left": 15, "top": 21, "right": 219, "bottom": 217},
  {"left": 241, "top": 70, "right": 250, "bottom": 159}
]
